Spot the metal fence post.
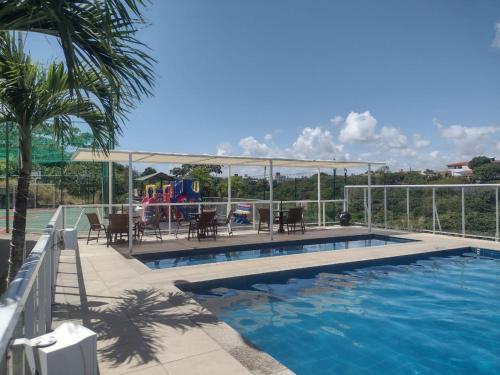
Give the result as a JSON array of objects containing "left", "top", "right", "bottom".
[
  {"left": 363, "top": 188, "right": 367, "bottom": 225},
  {"left": 383, "top": 187, "right": 387, "bottom": 229},
  {"left": 406, "top": 187, "right": 410, "bottom": 230},
  {"left": 168, "top": 203, "right": 171, "bottom": 235},
  {"left": 496, "top": 186, "right": 499, "bottom": 242},
  {"left": 252, "top": 203, "right": 256, "bottom": 230},
  {"left": 461, "top": 187, "right": 465, "bottom": 237},
  {"left": 344, "top": 187, "right": 349, "bottom": 212},
  {"left": 432, "top": 188, "right": 436, "bottom": 234},
  {"left": 322, "top": 202, "right": 326, "bottom": 226}
]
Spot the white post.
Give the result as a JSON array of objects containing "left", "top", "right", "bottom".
[
  {"left": 495, "top": 186, "right": 499, "bottom": 242},
  {"left": 252, "top": 202, "right": 256, "bottom": 230},
  {"left": 128, "top": 153, "right": 133, "bottom": 254},
  {"left": 33, "top": 178, "right": 37, "bottom": 209},
  {"left": 168, "top": 204, "right": 171, "bottom": 235},
  {"left": 461, "top": 187, "right": 465, "bottom": 238},
  {"left": 322, "top": 202, "right": 326, "bottom": 226},
  {"left": 227, "top": 165, "right": 232, "bottom": 215},
  {"left": 317, "top": 168, "right": 321, "bottom": 227},
  {"left": 269, "top": 160, "right": 273, "bottom": 240},
  {"left": 363, "top": 188, "right": 367, "bottom": 224},
  {"left": 432, "top": 188, "right": 436, "bottom": 234},
  {"left": 406, "top": 187, "right": 410, "bottom": 230},
  {"left": 345, "top": 187, "right": 349, "bottom": 212},
  {"left": 383, "top": 186, "right": 387, "bottom": 229},
  {"left": 108, "top": 159, "right": 112, "bottom": 214},
  {"left": 367, "top": 163, "right": 372, "bottom": 233}
]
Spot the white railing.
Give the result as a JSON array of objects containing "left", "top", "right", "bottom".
[
  {"left": 345, "top": 184, "right": 500, "bottom": 241},
  {"left": 0, "top": 206, "right": 64, "bottom": 375},
  {"left": 61, "top": 199, "right": 346, "bottom": 236}
]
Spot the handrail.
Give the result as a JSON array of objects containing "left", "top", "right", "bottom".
[
  {"left": 0, "top": 236, "right": 49, "bottom": 360},
  {"left": 0, "top": 206, "right": 64, "bottom": 373},
  {"left": 345, "top": 183, "right": 500, "bottom": 188},
  {"left": 61, "top": 199, "right": 346, "bottom": 209}
]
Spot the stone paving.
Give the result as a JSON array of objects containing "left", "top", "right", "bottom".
[{"left": 52, "top": 226, "right": 500, "bottom": 374}]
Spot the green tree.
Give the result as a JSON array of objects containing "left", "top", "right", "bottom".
[
  {"left": 473, "top": 163, "right": 500, "bottom": 182},
  {"left": 141, "top": 167, "right": 157, "bottom": 176},
  {"left": 0, "top": 35, "right": 117, "bottom": 289},
  {"left": 0, "top": 0, "right": 154, "bottom": 100},
  {"left": 170, "top": 164, "right": 222, "bottom": 178},
  {"left": 468, "top": 156, "right": 491, "bottom": 170}
]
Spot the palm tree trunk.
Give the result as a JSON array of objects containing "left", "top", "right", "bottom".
[{"left": 7, "top": 127, "right": 32, "bottom": 285}]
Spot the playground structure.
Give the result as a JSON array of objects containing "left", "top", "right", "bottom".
[{"left": 141, "top": 178, "right": 202, "bottom": 222}]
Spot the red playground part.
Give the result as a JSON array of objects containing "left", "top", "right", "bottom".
[{"left": 175, "top": 194, "right": 188, "bottom": 219}]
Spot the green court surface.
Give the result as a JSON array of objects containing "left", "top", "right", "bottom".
[{"left": 0, "top": 207, "right": 101, "bottom": 234}]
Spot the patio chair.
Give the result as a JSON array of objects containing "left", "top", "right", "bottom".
[
  {"left": 188, "top": 210, "right": 217, "bottom": 241},
  {"left": 285, "top": 207, "right": 305, "bottom": 234},
  {"left": 106, "top": 214, "right": 129, "bottom": 247},
  {"left": 85, "top": 213, "right": 107, "bottom": 244},
  {"left": 257, "top": 208, "right": 278, "bottom": 234},
  {"left": 217, "top": 208, "right": 234, "bottom": 237},
  {"left": 139, "top": 209, "right": 163, "bottom": 243}
]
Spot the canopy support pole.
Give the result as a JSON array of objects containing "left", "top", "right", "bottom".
[
  {"left": 317, "top": 168, "right": 321, "bottom": 227},
  {"left": 108, "top": 159, "right": 112, "bottom": 214},
  {"left": 367, "top": 163, "right": 372, "bottom": 233},
  {"left": 128, "top": 153, "right": 133, "bottom": 254},
  {"left": 269, "top": 160, "right": 273, "bottom": 240},
  {"left": 227, "top": 165, "right": 231, "bottom": 214}
]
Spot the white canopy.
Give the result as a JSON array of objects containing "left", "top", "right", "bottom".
[
  {"left": 71, "top": 148, "right": 384, "bottom": 169},
  {"left": 72, "top": 148, "right": 380, "bottom": 251}
]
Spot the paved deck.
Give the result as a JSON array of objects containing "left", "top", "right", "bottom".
[{"left": 52, "top": 227, "right": 500, "bottom": 374}]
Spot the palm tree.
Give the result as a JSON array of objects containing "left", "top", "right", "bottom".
[
  {"left": 0, "top": 0, "right": 154, "bottom": 100},
  {"left": 0, "top": 33, "right": 118, "bottom": 289},
  {"left": 0, "top": 0, "right": 154, "bottom": 290}
]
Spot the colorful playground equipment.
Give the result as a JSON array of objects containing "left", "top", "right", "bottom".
[
  {"left": 141, "top": 178, "right": 201, "bottom": 222},
  {"left": 233, "top": 203, "right": 252, "bottom": 224}
]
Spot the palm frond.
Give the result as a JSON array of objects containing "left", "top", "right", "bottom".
[{"left": 0, "top": 0, "right": 155, "bottom": 100}]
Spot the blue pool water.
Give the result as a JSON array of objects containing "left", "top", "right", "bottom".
[
  {"left": 185, "top": 248, "right": 500, "bottom": 374},
  {"left": 138, "top": 234, "right": 414, "bottom": 269}
]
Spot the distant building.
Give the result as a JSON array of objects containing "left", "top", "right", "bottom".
[
  {"left": 447, "top": 158, "right": 500, "bottom": 177},
  {"left": 446, "top": 161, "right": 472, "bottom": 177},
  {"left": 275, "top": 172, "right": 287, "bottom": 184}
]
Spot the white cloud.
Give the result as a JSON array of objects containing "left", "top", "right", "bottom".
[
  {"left": 413, "top": 133, "right": 430, "bottom": 148},
  {"left": 378, "top": 126, "right": 407, "bottom": 148},
  {"left": 238, "top": 136, "right": 272, "bottom": 156},
  {"left": 435, "top": 120, "right": 500, "bottom": 157},
  {"left": 234, "top": 127, "right": 345, "bottom": 164},
  {"left": 264, "top": 133, "right": 273, "bottom": 142},
  {"left": 492, "top": 22, "right": 500, "bottom": 49},
  {"left": 339, "top": 111, "right": 377, "bottom": 143},
  {"left": 216, "top": 142, "right": 233, "bottom": 156},
  {"left": 330, "top": 115, "right": 344, "bottom": 126},
  {"left": 497, "top": 141, "right": 500, "bottom": 150},
  {"left": 289, "top": 126, "right": 344, "bottom": 160}
]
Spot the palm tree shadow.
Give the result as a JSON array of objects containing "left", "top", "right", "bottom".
[{"left": 52, "top": 248, "right": 218, "bottom": 368}]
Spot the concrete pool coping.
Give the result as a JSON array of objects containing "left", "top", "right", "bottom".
[{"left": 53, "top": 228, "right": 500, "bottom": 374}]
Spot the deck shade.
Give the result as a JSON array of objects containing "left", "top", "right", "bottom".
[
  {"left": 71, "top": 149, "right": 384, "bottom": 169},
  {"left": 71, "top": 148, "right": 383, "bottom": 251}
]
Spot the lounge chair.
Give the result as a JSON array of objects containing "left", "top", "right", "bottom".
[
  {"left": 188, "top": 210, "right": 217, "bottom": 241},
  {"left": 106, "top": 213, "right": 129, "bottom": 247},
  {"left": 138, "top": 209, "right": 163, "bottom": 243},
  {"left": 85, "top": 213, "right": 107, "bottom": 244},
  {"left": 285, "top": 207, "right": 305, "bottom": 234}
]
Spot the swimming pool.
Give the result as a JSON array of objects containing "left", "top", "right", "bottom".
[
  {"left": 183, "top": 248, "right": 500, "bottom": 374},
  {"left": 137, "top": 234, "right": 415, "bottom": 269}
]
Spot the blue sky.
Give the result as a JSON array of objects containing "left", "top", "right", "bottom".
[{"left": 26, "top": 0, "right": 500, "bottom": 172}]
